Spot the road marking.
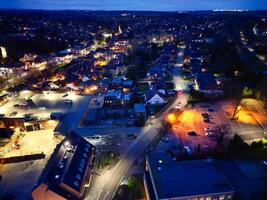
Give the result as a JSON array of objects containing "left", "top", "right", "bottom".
[
  {"left": 103, "top": 191, "right": 110, "bottom": 200},
  {"left": 84, "top": 186, "right": 95, "bottom": 200},
  {"left": 96, "top": 189, "right": 103, "bottom": 200}
]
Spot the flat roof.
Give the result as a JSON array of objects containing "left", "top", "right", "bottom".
[
  {"left": 147, "top": 153, "right": 234, "bottom": 199},
  {"left": 134, "top": 103, "right": 146, "bottom": 113},
  {"left": 34, "top": 132, "right": 95, "bottom": 199}
]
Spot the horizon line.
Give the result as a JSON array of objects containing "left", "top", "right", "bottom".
[{"left": 0, "top": 8, "right": 266, "bottom": 12}]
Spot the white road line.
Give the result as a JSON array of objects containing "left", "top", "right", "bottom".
[
  {"left": 103, "top": 191, "right": 110, "bottom": 200},
  {"left": 96, "top": 189, "right": 103, "bottom": 200},
  {"left": 85, "top": 187, "right": 95, "bottom": 200},
  {"left": 88, "top": 188, "right": 96, "bottom": 200}
]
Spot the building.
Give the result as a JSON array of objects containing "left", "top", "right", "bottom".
[
  {"left": 0, "top": 128, "right": 15, "bottom": 151},
  {"left": 145, "top": 91, "right": 166, "bottom": 106},
  {"left": 32, "top": 132, "right": 96, "bottom": 200},
  {"left": 50, "top": 112, "right": 63, "bottom": 120},
  {"left": 84, "top": 108, "right": 99, "bottom": 125},
  {"left": 0, "top": 117, "right": 25, "bottom": 131},
  {"left": 134, "top": 103, "right": 146, "bottom": 119},
  {"left": 0, "top": 94, "right": 9, "bottom": 106},
  {"left": 195, "top": 73, "right": 224, "bottom": 98},
  {"left": 104, "top": 90, "right": 122, "bottom": 106},
  {"left": 134, "top": 103, "right": 146, "bottom": 126},
  {"left": 144, "top": 153, "right": 235, "bottom": 200}
]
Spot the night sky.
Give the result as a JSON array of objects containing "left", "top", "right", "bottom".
[{"left": 0, "top": 0, "right": 266, "bottom": 11}]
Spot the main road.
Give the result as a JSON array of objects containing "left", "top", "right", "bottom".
[{"left": 84, "top": 47, "right": 188, "bottom": 200}]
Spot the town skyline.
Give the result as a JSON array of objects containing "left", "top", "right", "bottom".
[{"left": 1, "top": 0, "right": 267, "bottom": 11}]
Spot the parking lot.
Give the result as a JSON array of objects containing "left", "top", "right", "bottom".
[
  {"left": 0, "top": 128, "right": 61, "bottom": 199},
  {"left": 219, "top": 98, "right": 267, "bottom": 142},
  {"left": 171, "top": 98, "right": 267, "bottom": 154},
  {"left": 172, "top": 104, "right": 222, "bottom": 152},
  {"left": 0, "top": 90, "right": 92, "bottom": 134}
]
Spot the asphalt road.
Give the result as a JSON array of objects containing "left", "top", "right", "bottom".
[{"left": 84, "top": 48, "right": 188, "bottom": 200}]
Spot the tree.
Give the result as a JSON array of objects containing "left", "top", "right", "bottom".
[
  {"left": 125, "top": 66, "right": 138, "bottom": 81},
  {"left": 250, "top": 140, "right": 264, "bottom": 149},
  {"left": 242, "top": 87, "right": 253, "bottom": 97},
  {"left": 228, "top": 134, "right": 250, "bottom": 151}
]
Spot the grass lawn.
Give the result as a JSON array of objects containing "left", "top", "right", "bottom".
[
  {"left": 126, "top": 174, "right": 146, "bottom": 200},
  {"left": 136, "top": 83, "right": 149, "bottom": 92},
  {"left": 97, "top": 150, "right": 120, "bottom": 169}
]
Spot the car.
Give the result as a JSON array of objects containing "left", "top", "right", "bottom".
[
  {"left": 13, "top": 104, "right": 20, "bottom": 107},
  {"left": 62, "top": 93, "right": 68, "bottom": 97},
  {"left": 24, "top": 113, "right": 33, "bottom": 117},
  {"left": 204, "top": 127, "right": 211, "bottom": 131},
  {"left": 64, "top": 99, "right": 72, "bottom": 104},
  {"left": 206, "top": 132, "right": 216, "bottom": 137},
  {"left": 178, "top": 90, "right": 183, "bottom": 94},
  {"left": 183, "top": 146, "right": 192, "bottom": 155},
  {"left": 127, "top": 134, "right": 137, "bottom": 139},
  {"left": 201, "top": 113, "right": 209, "bottom": 117},
  {"left": 208, "top": 108, "right": 215, "bottom": 112},
  {"left": 188, "top": 131, "right": 197, "bottom": 136},
  {"left": 38, "top": 107, "right": 46, "bottom": 110},
  {"left": 204, "top": 118, "right": 210, "bottom": 123},
  {"left": 9, "top": 111, "right": 18, "bottom": 117},
  {"left": 202, "top": 145, "right": 209, "bottom": 153}
]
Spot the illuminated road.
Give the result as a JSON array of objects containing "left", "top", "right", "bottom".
[
  {"left": 85, "top": 121, "right": 162, "bottom": 200},
  {"left": 173, "top": 48, "right": 188, "bottom": 92},
  {"left": 84, "top": 48, "right": 188, "bottom": 200}
]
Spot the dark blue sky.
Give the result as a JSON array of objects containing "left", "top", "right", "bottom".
[{"left": 0, "top": 0, "right": 266, "bottom": 11}]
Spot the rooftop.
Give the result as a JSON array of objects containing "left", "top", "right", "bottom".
[
  {"left": 33, "top": 132, "right": 96, "bottom": 199},
  {"left": 147, "top": 153, "right": 234, "bottom": 199},
  {"left": 134, "top": 103, "right": 146, "bottom": 113}
]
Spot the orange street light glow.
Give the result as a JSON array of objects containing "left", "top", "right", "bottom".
[
  {"left": 167, "top": 113, "right": 176, "bottom": 123},
  {"left": 180, "top": 111, "right": 195, "bottom": 123}
]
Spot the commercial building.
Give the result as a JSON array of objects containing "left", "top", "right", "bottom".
[
  {"left": 32, "top": 132, "right": 96, "bottom": 200},
  {"left": 144, "top": 153, "right": 235, "bottom": 200}
]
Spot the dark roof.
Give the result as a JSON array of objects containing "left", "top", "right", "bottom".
[
  {"left": 0, "top": 128, "right": 14, "bottom": 139},
  {"left": 86, "top": 108, "right": 98, "bottom": 122},
  {"left": 34, "top": 132, "right": 95, "bottom": 199},
  {"left": 134, "top": 103, "right": 146, "bottom": 113},
  {"left": 144, "top": 171, "right": 156, "bottom": 200},
  {"left": 147, "top": 153, "right": 234, "bottom": 199},
  {"left": 197, "top": 72, "right": 218, "bottom": 90}
]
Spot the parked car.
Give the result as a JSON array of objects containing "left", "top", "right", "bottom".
[
  {"left": 201, "top": 113, "right": 209, "bottom": 117},
  {"left": 9, "top": 111, "right": 17, "bottom": 117},
  {"left": 204, "top": 118, "right": 210, "bottom": 123},
  {"left": 127, "top": 134, "right": 137, "bottom": 139},
  {"left": 64, "top": 99, "right": 72, "bottom": 104},
  {"left": 184, "top": 145, "right": 192, "bottom": 155},
  {"left": 206, "top": 132, "right": 216, "bottom": 137},
  {"left": 204, "top": 127, "right": 211, "bottom": 132},
  {"left": 188, "top": 131, "right": 197, "bottom": 136}
]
